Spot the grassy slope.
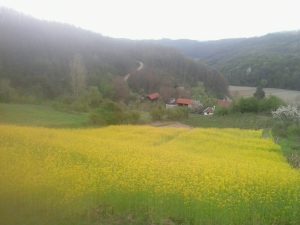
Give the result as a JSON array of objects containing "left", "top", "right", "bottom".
[
  {"left": 278, "top": 136, "right": 300, "bottom": 168},
  {"left": 183, "top": 113, "right": 273, "bottom": 129},
  {"left": 0, "top": 103, "right": 89, "bottom": 127}
]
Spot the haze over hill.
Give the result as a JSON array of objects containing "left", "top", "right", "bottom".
[
  {"left": 156, "top": 31, "right": 300, "bottom": 90},
  {"left": 0, "top": 8, "right": 227, "bottom": 103}
]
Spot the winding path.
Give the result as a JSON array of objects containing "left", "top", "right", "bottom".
[{"left": 124, "top": 61, "right": 144, "bottom": 82}]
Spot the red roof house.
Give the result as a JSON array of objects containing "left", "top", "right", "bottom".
[
  {"left": 176, "top": 98, "right": 193, "bottom": 107},
  {"left": 147, "top": 93, "right": 160, "bottom": 101}
]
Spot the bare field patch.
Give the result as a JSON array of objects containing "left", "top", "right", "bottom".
[{"left": 230, "top": 85, "right": 300, "bottom": 104}]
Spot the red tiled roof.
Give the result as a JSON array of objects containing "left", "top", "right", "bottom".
[
  {"left": 147, "top": 92, "right": 160, "bottom": 100},
  {"left": 176, "top": 98, "right": 192, "bottom": 105},
  {"left": 217, "top": 99, "right": 231, "bottom": 108}
]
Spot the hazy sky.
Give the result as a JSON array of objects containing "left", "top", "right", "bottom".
[{"left": 0, "top": 0, "right": 299, "bottom": 40}]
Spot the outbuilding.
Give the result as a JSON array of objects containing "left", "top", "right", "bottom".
[
  {"left": 203, "top": 106, "right": 215, "bottom": 115},
  {"left": 176, "top": 98, "right": 193, "bottom": 107}
]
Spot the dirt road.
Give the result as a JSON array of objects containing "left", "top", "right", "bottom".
[
  {"left": 124, "top": 61, "right": 144, "bottom": 82},
  {"left": 150, "top": 121, "right": 192, "bottom": 129}
]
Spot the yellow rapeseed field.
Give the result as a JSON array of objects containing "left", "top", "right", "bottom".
[{"left": 0, "top": 125, "right": 299, "bottom": 225}]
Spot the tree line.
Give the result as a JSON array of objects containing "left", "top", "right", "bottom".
[{"left": 156, "top": 31, "right": 300, "bottom": 90}]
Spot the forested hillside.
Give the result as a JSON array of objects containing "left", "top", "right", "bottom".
[
  {"left": 157, "top": 31, "right": 300, "bottom": 90},
  {"left": 0, "top": 8, "right": 227, "bottom": 103}
]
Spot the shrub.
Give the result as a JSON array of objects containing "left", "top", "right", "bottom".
[
  {"left": 272, "top": 105, "right": 300, "bottom": 137},
  {"left": 0, "top": 79, "right": 18, "bottom": 103},
  {"left": 254, "top": 85, "right": 265, "bottom": 99},
  {"left": 215, "top": 107, "right": 230, "bottom": 116},
  {"left": 272, "top": 105, "right": 300, "bottom": 123},
  {"left": 150, "top": 106, "right": 165, "bottom": 121},
  {"left": 89, "top": 101, "right": 141, "bottom": 125},
  {"left": 166, "top": 107, "right": 189, "bottom": 120},
  {"left": 123, "top": 110, "right": 141, "bottom": 124},
  {"left": 84, "top": 86, "right": 103, "bottom": 108},
  {"left": 234, "top": 96, "right": 285, "bottom": 113},
  {"left": 259, "top": 96, "right": 285, "bottom": 112},
  {"left": 90, "top": 101, "right": 124, "bottom": 125},
  {"left": 53, "top": 87, "right": 103, "bottom": 113},
  {"left": 237, "top": 97, "right": 260, "bottom": 113}
]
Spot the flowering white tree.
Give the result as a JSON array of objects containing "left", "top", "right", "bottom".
[{"left": 272, "top": 105, "right": 300, "bottom": 122}]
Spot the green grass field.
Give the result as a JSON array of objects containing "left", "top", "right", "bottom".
[
  {"left": 183, "top": 113, "right": 273, "bottom": 129},
  {"left": 0, "top": 103, "right": 274, "bottom": 130},
  {"left": 0, "top": 103, "right": 89, "bottom": 127},
  {"left": 278, "top": 136, "right": 300, "bottom": 168}
]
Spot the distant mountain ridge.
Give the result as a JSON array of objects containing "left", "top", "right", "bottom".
[
  {"left": 0, "top": 8, "right": 227, "bottom": 101},
  {"left": 156, "top": 31, "right": 300, "bottom": 90}
]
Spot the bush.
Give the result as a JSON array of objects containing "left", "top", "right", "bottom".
[
  {"left": 150, "top": 106, "right": 165, "bottom": 121},
  {"left": 53, "top": 87, "right": 103, "bottom": 113},
  {"left": 237, "top": 97, "right": 260, "bottom": 113},
  {"left": 0, "top": 79, "right": 44, "bottom": 104},
  {"left": 90, "top": 101, "right": 141, "bottom": 126},
  {"left": 272, "top": 105, "right": 300, "bottom": 137},
  {"left": 272, "top": 105, "right": 300, "bottom": 122},
  {"left": 84, "top": 86, "right": 103, "bottom": 108},
  {"left": 215, "top": 107, "right": 230, "bottom": 116},
  {"left": 254, "top": 85, "right": 265, "bottom": 99},
  {"left": 0, "top": 79, "right": 18, "bottom": 103},
  {"left": 90, "top": 101, "right": 124, "bottom": 125},
  {"left": 123, "top": 110, "right": 141, "bottom": 124},
  {"left": 150, "top": 106, "right": 190, "bottom": 121},
  {"left": 234, "top": 96, "right": 285, "bottom": 113},
  {"left": 259, "top": 96, "right": 285, "bottom": 112},
  {"left": 166, "top": 107, "right": 189, "bottom": 120}
]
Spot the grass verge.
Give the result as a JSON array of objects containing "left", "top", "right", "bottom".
[
  {"left": 183, "top": 113, "right": 273, "bottom": 129},
  {"left": 0, "top": 103, "right": 89, "bottom": 128}
]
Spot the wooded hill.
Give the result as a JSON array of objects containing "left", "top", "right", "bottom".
[
  {"left": 157, "top": 31, "right": 300, "bottom": 90},
  {"left": 0, "top": 8, "right": 227, "bottom": 103}
]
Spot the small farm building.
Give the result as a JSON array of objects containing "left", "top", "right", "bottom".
[
  {"left": 176, "top": 98, "right": 193, "bottom": 107},
  {"left": 203, "top": 106, "right": 215, "bottom": 115}
]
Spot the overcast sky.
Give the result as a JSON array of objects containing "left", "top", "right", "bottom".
[{"left": 0, "top": 0, "right": 299, "bottom": 40}]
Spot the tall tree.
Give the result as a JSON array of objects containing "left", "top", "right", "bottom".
[
  {"left": 254, "top": 79, "right": 267, "bottom": 99},
  {"left": 112, "top": 76, "right": 129, "bottom": 102},
  {"left": 69, "top": 54, "right": 87, "bottom": 98}
]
